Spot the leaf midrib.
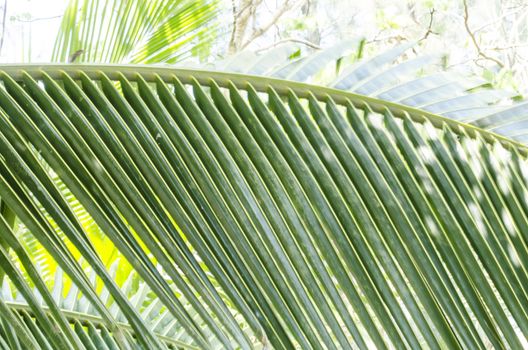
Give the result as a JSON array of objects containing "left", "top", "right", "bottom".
[{"left": 0, "top": 63, "right": 526, "bottom": 157}]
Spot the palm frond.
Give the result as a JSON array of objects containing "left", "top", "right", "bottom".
[
  {"left": 215, "top": 40, "right": 528, "bottom": 145},
  {"left": 52, "top": 0, "right": 218, "bottom": 64},
  {"left": 0, "top": 64, "right": 527, "bottom": 349}
]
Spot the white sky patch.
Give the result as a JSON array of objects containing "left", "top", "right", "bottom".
[
  {"left": 418, "top": 145, "right": 435, "bottom": 164},
  {"left": 501, "top": 209, "right": 516, "bottom": 236},
  {"left": 416, "top": 165, "right": 426, "bottom": 178},
  {"left": 497, "top": 171, "right": 511, "bottom": 195},
  {"left": 468, "top": 202, "right": 487, "bottom": 236},
  {"left": 423, "top": 122, "right": 439, "bottom": 140},
  {"left": 473, "top": 186, "right": 483, "bottom": 200},
  {"left": 369, "top": 114, "right": 384, "bottom": 131},
  {"left": 416, "top": 167, "right": 435, "bottom": 194},
  {"left": 424, "top": 216, "right": 440, "bottom": 237},
  {"left": 460, "top": 140, "right": 488, "bottom": 184},
  {"left": 463, "top": 138, "right": 480, "bottom": 157},
  {"left": 520, "top": 161, "right": 528, "bottom": 182},
  {"left": 490, "top": 153, "right": 502, "bottom": 173},
  {"left": 469, "top": 156, "right": 484, "bottom": 180},
  {"left": 423, "top": 180, "right": 435, "bottom": 195},
  {"left": 508, "top": 244, "right": 521, "bottom": 267},
  {"left": 456, "top": 142, "right": 468, "bottom": 162},
  {"left": 495, "top": 144, "right": 512, "bottom": 164}
]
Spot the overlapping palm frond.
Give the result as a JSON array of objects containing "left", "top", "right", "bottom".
[
  {"left": 52, "top": 0, "right": 218, "bottom": 64},
  {"left": 0, "top": 264, "right": 199, "bottom": 349},
  {"left": 214, "top": 40, "right": 528, "bottom": 145}
]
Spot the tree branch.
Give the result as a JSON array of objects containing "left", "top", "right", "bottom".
[
  {"left": 256, "top": 37, "right": 322, "bottom": 52},
  {"left": 239, "top": 0, "right": 304, "bottom": 51},
  {"left": 228, "top": 0, "right": 237, "bottom": 54},
  {"left": 228, "top": 0, "right": 257, "bottom": 54},
  {"left": 13, "top": 14, "right": 63, "bottom": 23},
  {"left": 463, "top": 0, "right": 504, "bottom": 68},
  {"left": 420, "top": 8, "right": 438, "bottom": 41}
]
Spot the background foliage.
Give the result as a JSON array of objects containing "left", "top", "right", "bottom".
[{"left": 1, "top": 0, "right": 528, "bottom": 94}]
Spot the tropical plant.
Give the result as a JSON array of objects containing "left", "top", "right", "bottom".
[
  {"left": 5, "top": 0, "right": 223, "bottom": 311},
  {"left": 0, "top": 62, "right": 527, "bottom": 349},
  {"left": 52, "top": 0, "right": 219, "bottom": 64},
  {"left": 214, "top": 40, "right": 528, "bottom": 144}
]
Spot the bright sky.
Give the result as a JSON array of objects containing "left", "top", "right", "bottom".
[{"left": 0, "top": 0, "right": 67, "bottom": 62}]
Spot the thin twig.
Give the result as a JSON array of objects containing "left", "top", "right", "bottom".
[
  {"left": 489, "top": 44, "right": 528, "bottom": 51},
  {"left": 367, "top": 34, "right": 407, "bottom": 44},
  {"left": 14, "top": 14, "right": 62, "bottom": 23},
  {"left": 420, "top": 8, "right": 437, "bottom": 41},
  {"left": 463, "top": 0, "right": 504, "bottom": 68},
  {"left": 255, "top": 37, "right": 322, "bottom": 52}
]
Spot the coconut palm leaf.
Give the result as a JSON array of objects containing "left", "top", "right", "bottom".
[
  {"left": 214, "top": 40, "right": 528, "bottom": 144},
  {"left": 331, "top": 41, "right": 416, "bottom": 90},
  {"left": 271, "top": 39, "right": 361, "bottom": 81},
  {"left": 52, "top": 0, "right": 218, "bottom": 64},
  {"left": 0, "top": 64, "right": 527, "bottom": 349}
]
